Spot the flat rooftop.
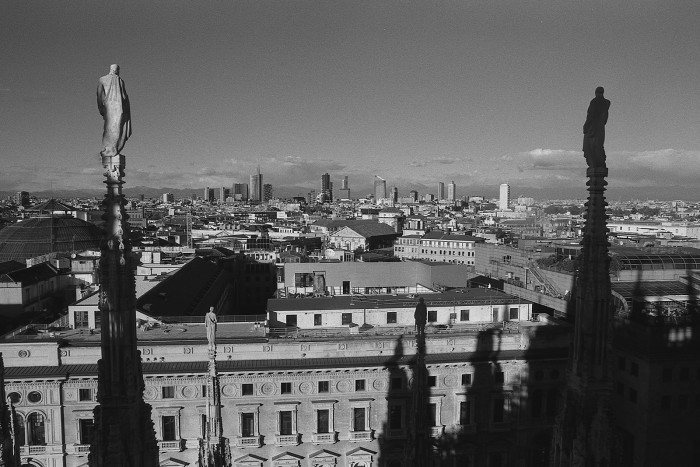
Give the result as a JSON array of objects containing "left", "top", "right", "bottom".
[{"left": 268, "top": 289, "right": 530, "bottom": 312}]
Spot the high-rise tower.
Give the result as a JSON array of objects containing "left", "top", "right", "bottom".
[
  {"left": 249, "top": 167, "right": 263, "bottom": 202},
  {"left": 447, "top": 181, "right": 456, "bottom": 202},
  {"left": 374, "top": 176, "right": 387, "bottom": 202},
  {"left": 437, "top": 182, "right": 445, "bottom": 201},
  {"left": 321, "top": 173, "right": 332, "bottom": 202},
  {"left": 499, "top": 183, "right": 510, "bottom": 210}
]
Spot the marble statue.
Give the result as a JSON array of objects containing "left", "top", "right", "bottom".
[
  {"left": 206, "top": 306, "right": 217, "bottom": 349},
  {"left": 97, "top": 64, "right": 131, "bottom": 158},
  {"left": 582, "top": 86, "right": 610, "bottom": 169}
]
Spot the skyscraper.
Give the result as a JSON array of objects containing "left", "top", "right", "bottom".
[
  {"left": 437, "top": 182, "right": 445, "bottom": 201},
  {"left": 204, "top": 187, "right": 215, "bottom": 203},
  {"left": 321, "top": 173, "right": 332, "bottom": 202},
  {"left": 447, "top": 181, "right": 456, "bottom": 201},
  {"left": 374, "top": 176, "right": 387, "bottom": 202},
  {"left": 499, "top": 183, "right": 510, "bottom": 210},
  {"left": 233, "top": 183, "right": 249, "bottom": 201},
  {"left": 250, "top": 168, "right": 263, "bottom": 203},
  {"left": 341, "top": 176, "right": 348, "bottom": 190},
  {"left": 263, "top": 183, "right": 273, "bottom": 202},
  {"left": 219, "top": 187, "right": 230, "bottom": 203},
  {"left": 392, "top": 187, "right": 398, "bottom": 203}
]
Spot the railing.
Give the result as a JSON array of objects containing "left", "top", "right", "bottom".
[
  {"left": 158, "top": 314, "right": 266, "bottom": 324},
  {"left": 158, "top": 440, "right": 182, "bottom": 451},
  {"left": 235, "top": 436, "right": 261, "bottom": 448},
  {"left": 28, "top": 445, "right": 47, "bottom": 454},
  {"left": 311, "top": 432, "right": 337, "bottom": 444},
  {"left": 349, "top": 430, "right": 373, "bottom": 442},
  {"left": 274, "top": 434, "right": 300, "bottom": 446},
  {"left": 526, "top": 265, "right": 563, "bottom": 298},
  {"left": 74, "top": 444, "right": 91, "bottom": 453}
]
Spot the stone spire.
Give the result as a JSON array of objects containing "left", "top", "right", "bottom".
[
  {"left": 199, "top": 308, "right": 231, "bottom": 467},
  {"left": 0, "top": 354, "right": 21, "bottom": 467},
  {"left": 551, "top": 163, "right": 615, "bottom": 465},
  {"left": 89, "top": 65, "right": 159, "bottom": 467}
]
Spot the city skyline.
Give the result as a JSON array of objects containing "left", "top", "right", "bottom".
[{"left": 2, "top": 2, "right": 700, "bottom": 200}]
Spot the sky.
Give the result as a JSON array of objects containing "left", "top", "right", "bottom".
[{"left": 2, "top": 1, "right": 700, "bottom": 200}]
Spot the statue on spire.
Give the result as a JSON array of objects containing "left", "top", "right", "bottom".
[
  {"left": 582, "top": 86, "right": 610, "bottom": 169},
  {"left": 97, "top": 64, "right": 132, "bottom": 158}
]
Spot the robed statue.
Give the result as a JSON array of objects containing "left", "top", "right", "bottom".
[
  {"left": 582, "top": 86, "right": 610, "bottom": 169},
  {"left": 206, "top": 306, "right": 217, "bottom": 349},
  {"left": 97, "top": 64, "right": 131, "bottom": 157}
]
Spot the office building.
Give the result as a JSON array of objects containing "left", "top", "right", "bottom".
[
  {"left": 374, "top": 176, "right": 387, "bottom": 202},
  {"left": 447, "top": 181, "right": 456, "bottom": 202},
  {"left": 391, "top": 187, "right": 398, "bottom": 203},
  {"left": 250, "top": 169, "right": 263, "bottom": 203},
  {"left": 499, "top": 184, "right": 510, "bottom": 210},
  {"left": 204, "top": 187, "right": 215, "bottom": 203},
  {"left": 233, "top": 183, "right": 249, "bottom": 201},
  {"left": 437, "top": 182, "right": 445, "bottom": 201},
  {"left": 219, "top": 187, "right": 230, "bottom": 203},
  {"left": 162, "top": 193, "right": 174, "bottom": 203},
  {"left": 321, "top": 173, "right": 332, "bottom": 203},
  {"left": 341, "top": 176, "right": 348, "bottom": 190},
  {"left": 263, "top": 184, "right": 273, "bottom": 203}
]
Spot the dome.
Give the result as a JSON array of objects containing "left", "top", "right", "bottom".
[{"left": 0, "top": 215, "right": 103, "bottom": 262}]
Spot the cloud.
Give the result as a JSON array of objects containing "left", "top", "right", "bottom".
[{"left": 409, "top": 156, "right": 466, "bottom": 167}]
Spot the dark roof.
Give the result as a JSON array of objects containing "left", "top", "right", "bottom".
[
  {"left": 338, "top": 223, "right": 398, "bottom": 238},
  {"left": 136, "top": 256, "right": 231, "bottom": 317},
  {"left": 0, "top": 262, "right": 59, "bottom": 285},
  {"left": 421, "top": 231, "right": 483, "bottom": 242},
  {"left": 0, "top": 216, "right": 102, "bottom": 262},
  {"left": 0, "top": 260, "right": 25, "bottom": 275},
  {"left": 28, "top": 198, "right": 77, "bottom": 213}
]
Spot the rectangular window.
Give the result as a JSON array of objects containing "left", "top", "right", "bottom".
[
  {"left": 492, "top": 397, "right": 505, "bottom": 423},
  {"left": 460, "top": 309, "right": 470, "bottom": 321},
  {"left": 79, "top": 388, "right": 92, "bottom": 402},
  {"left": 462, "top": 373, "right": 472, "bottom": 386},
  {"left": 661, "top": 395, "right": 671, "bottom": 409},
  {"left": 162, "top": 415, "right": 177, "bottom": 441},
  {"left": 79, "top": 418, "right": 95, "bottom": 445},
  {"left": 281, "top": 382, "right": 292, "bottom": 394},
  {"left": 162, "top": 386, "right": 175, "bottom": 399},
  {"left": 428, "top": 403, "right": 437, "bottom": 426},
  {"left": 285, "top": 315, "right": 297, "bottom": 327},
  {"left": 201, "top": 414, "right": 207, "bottom": 438},
  {"left": 391, "top": 377, "right": 403, "bottom": 390},
  {"left": 353, "top": 407, "right": 366, "bottom": 431},
  {"left": 294, "top": 273, "right": 313, "bottom": 288},
  {"left": 202, "top": 385, "right": 207, "bottom": 397},
  {"left": 428, "top": 376, "right": 437, "bottom": 387},
  {"left": 242, "top": 383, "right": 254, "bottom": 396},
  {"left": 509, "top": 307, "right": 519, "bottom": 320},
  {"left": 679, "top": 366, "right": 689, "bottom": 381},
  {"left": 678, "top": 395, "right": 688, "bottom": 410},
  {"left": 355, "top": 379, "right": 366, "bottom": 391},
  {"left": 342, "top": 313, "right": 353, "bottom": 325},
  {"left": 241, "top": 413, "right": 255, "bottom": 437},
  {"left": 74, "top": 310, "right": 89, "bottom": 328},
  {"left": 428, "top": 310, "right": 437, "bottom": 322},
  {"left": 460, "top": 401, "right": 472, "bottom": 425},
  {"left": 616, "top": 381, "right": 624, "bottom": 396},
  {"left": 494, "top": 371, "right": 505, "bottom": 384},
  {"left": 318, "top": 381, "right": 330, "bottom": 393},
  {"left": 279, "top": 411, "right": 293, "bottom": 435},
  {"left": 317, "top": 409, "right": 330, "bottom": 433},
  {"left": 387, "top": 312, "right": 397, "bottom": 324},
  {"left": 389, "top": 404, "right": 403, "bottom": 429},
  {"left": 630, "top": 361, "right": 639, "bottom": 377},
  {"left": 314, "top": 314, "right": 322, "bottom": 326}
]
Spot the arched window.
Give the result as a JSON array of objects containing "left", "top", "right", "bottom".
[{"left": 27, "top": 412, "right": 46, "bottom": 445}]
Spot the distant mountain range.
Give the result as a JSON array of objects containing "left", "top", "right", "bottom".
[{"left": 1, "top": 184, "right": 697, "bottom": 202}]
